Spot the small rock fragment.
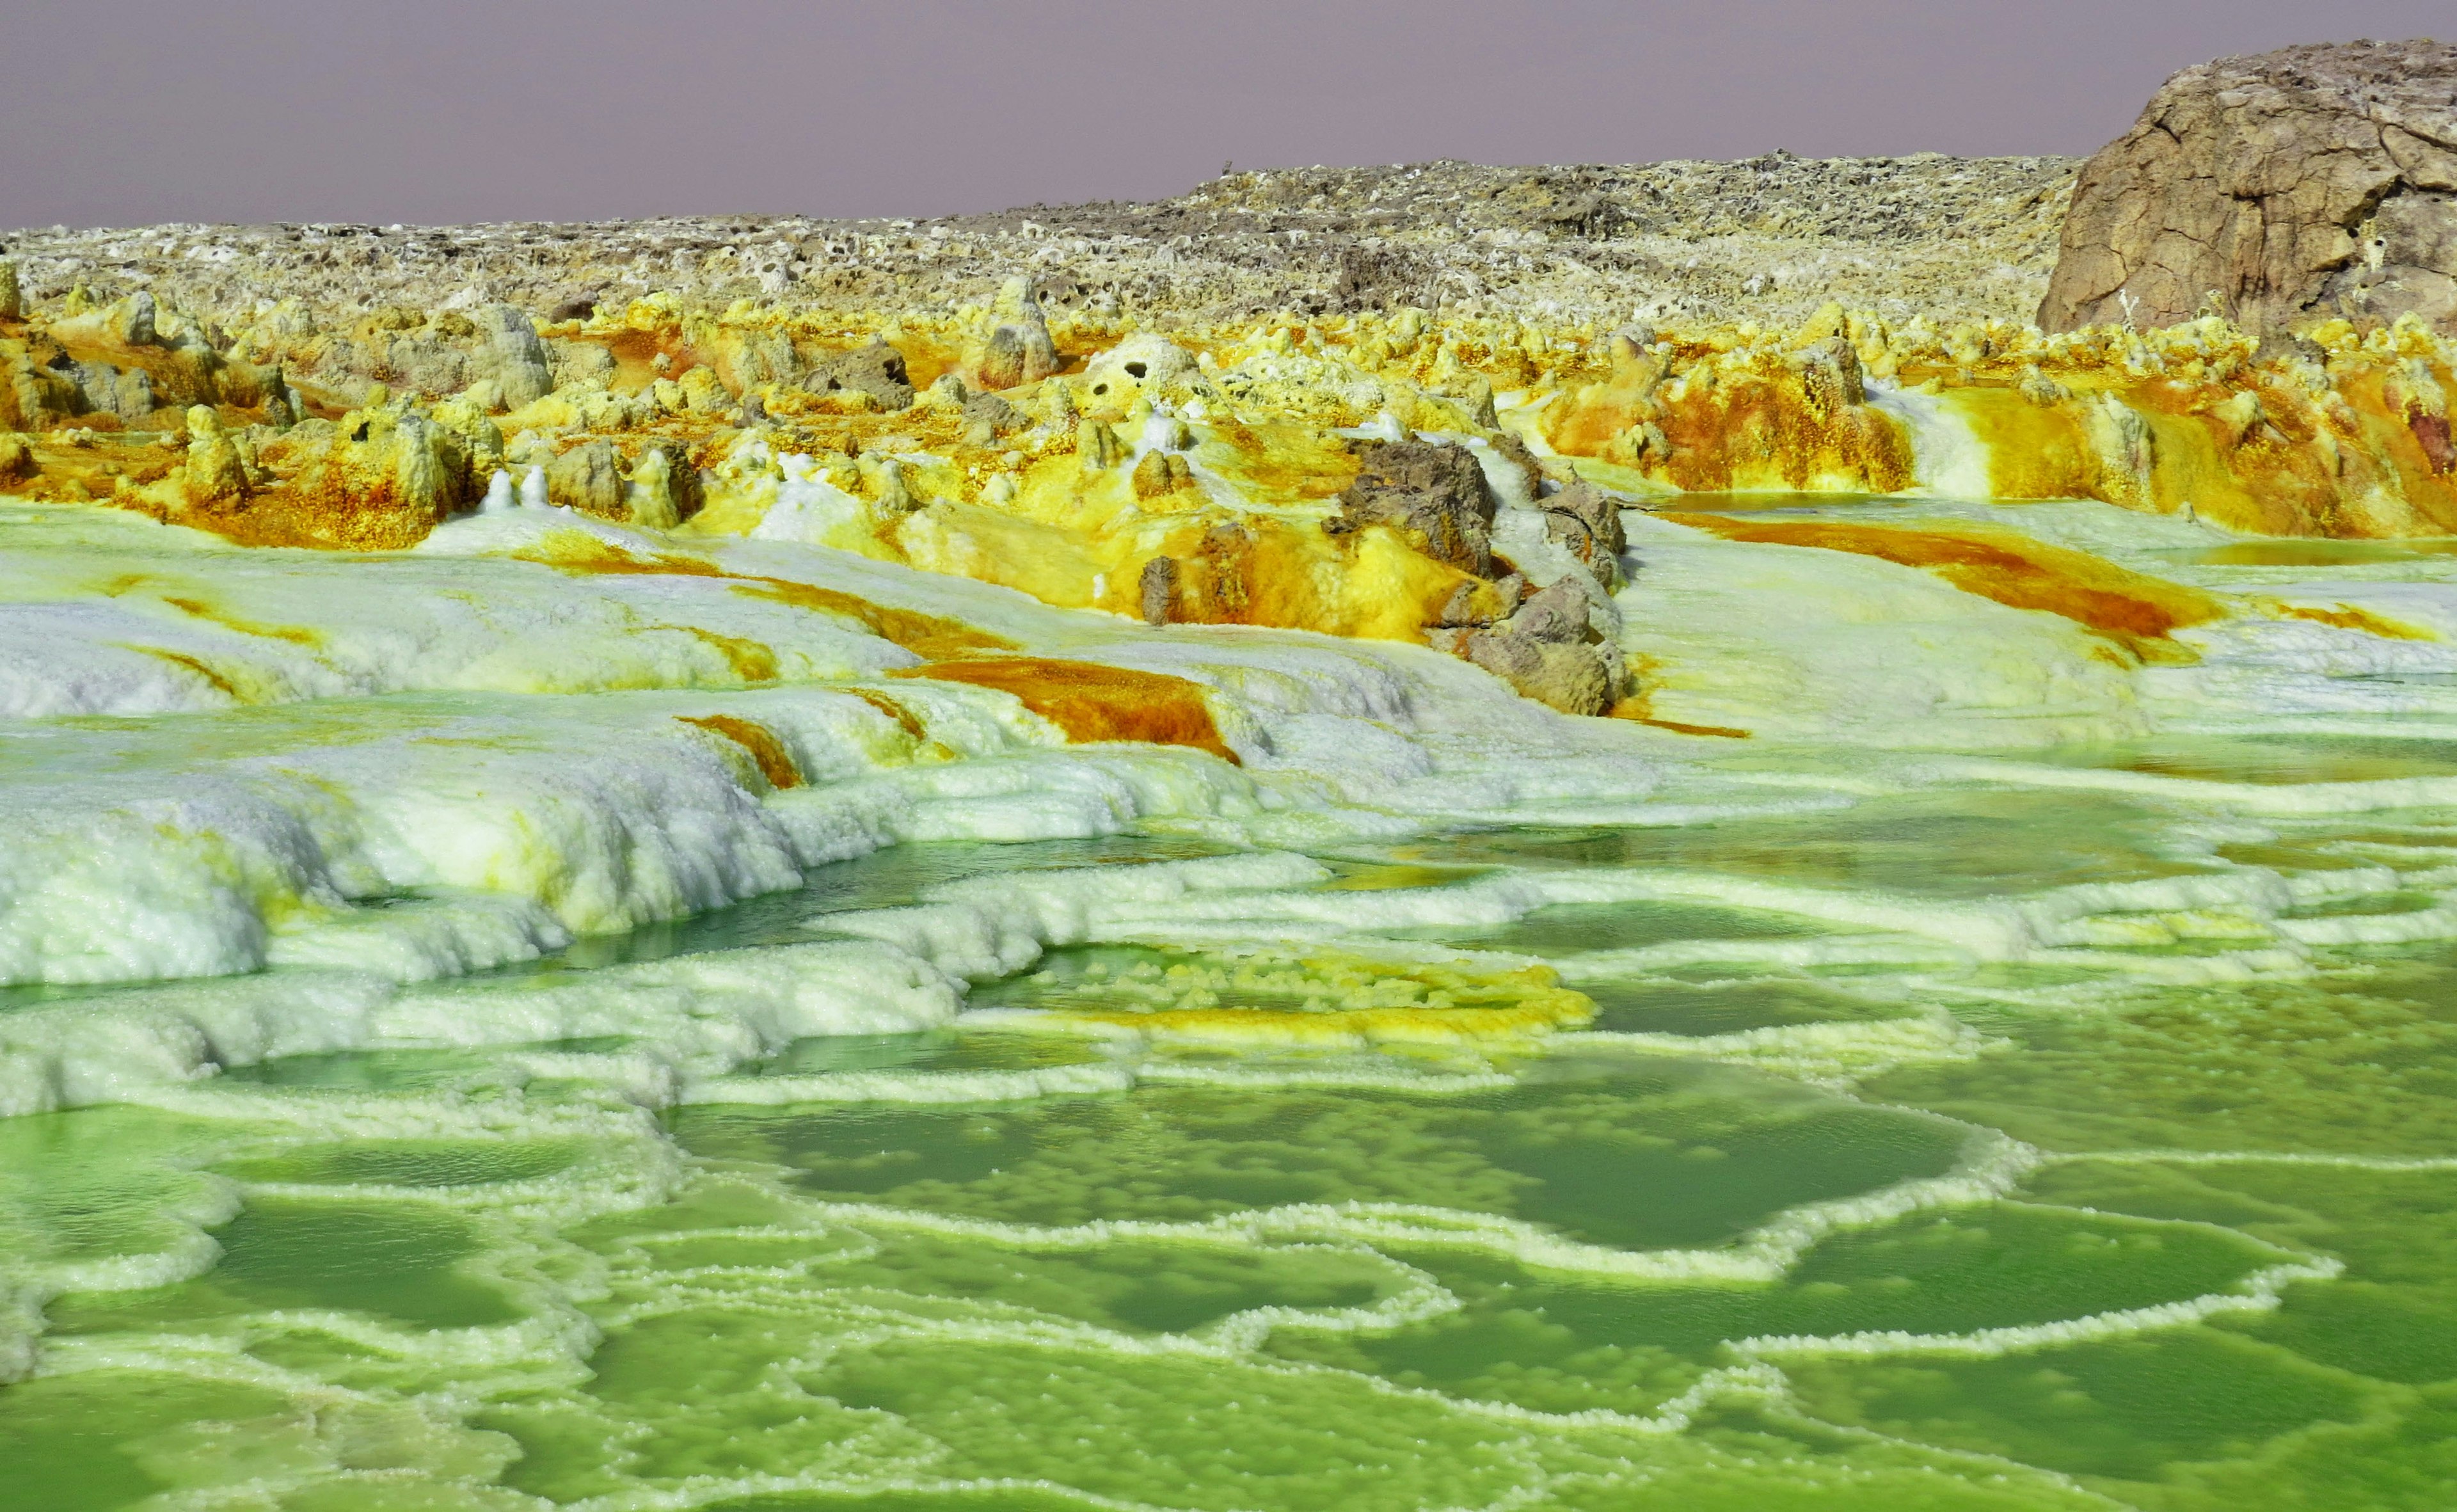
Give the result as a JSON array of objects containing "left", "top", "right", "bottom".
[
  {"left": 1077, "top": 418, "right": 1125, "bottom": 471},
  {"left": 1131, "top": 448, "right": 1195, "bottom": 498},
  {"left": 1140, "top": 556, "right": 1180, "bottom": 626}
]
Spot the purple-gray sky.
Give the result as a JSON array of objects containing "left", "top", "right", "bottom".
[{"left": 4, "top": 1, "right": 2448, "bottom": 231}]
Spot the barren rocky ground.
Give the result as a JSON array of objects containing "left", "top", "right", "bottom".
[{"left": 1, "top": 153, "right": 2078, "bottom": 333}]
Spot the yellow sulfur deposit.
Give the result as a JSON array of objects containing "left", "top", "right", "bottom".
[
  {"left": 6, "top": 187, "right": 2457, "bottom": 730},
  {"left": 1007, "top": 947, "right": 1598, "bottom": 1047}
]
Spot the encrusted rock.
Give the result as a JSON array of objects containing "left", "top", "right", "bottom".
[
  {"left": 182, "top": 405, "right": 250, "bottom": 507},
  {"left": 1131, "top": 447, "right": 1194, "bottom": 498},
  {"left": 1140, "top": 555, "right": 1180, "bottom": 626},
  {"left": 1326, "top": 438, "right": 1497, "bottom": 576},
  {"left": 475, "top": 305, "right": 555, "bottom": 408},
  {"left": 2042, "top": 40, "right": 2457, "bottom": 334},
  {"left": 804, "top": 340, "right": 913, "bottom": 410},
  {"left": 546, "top": 338, "right": 618, "bottom": 390},
  {"left": 974, "top": 277, "right": 1061, "bottom": 390},
  {"left": 864, "top": 456, "right": 917, "bottom": 513},
  {"left": 1791, "top": 336, "right": 1865, "bottom": 413},
  {"left": 263, "top": 408, "right": 475, "bottom": 547},
  {"left": 624, "top": 440, "right": 703, "bottom": 528},
  {"left": 548, "top": 437, "right": 624, "bottom": 517},
  {"left": 0, "top": 260, "right": 20, "bottom": 323},
  {"left": 1077, "top": 418, "right": 1125, "bottom": 471},
  {"left": 109, "top": 292, "right": 160, "bottom": 347},
  {"left": 1083, "top": 334, "right": 1194, "bottom": 406}
]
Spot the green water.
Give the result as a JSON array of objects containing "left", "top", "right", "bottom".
[{"left": 4, "top": 774, "right": 2456, "bottom": 1512}]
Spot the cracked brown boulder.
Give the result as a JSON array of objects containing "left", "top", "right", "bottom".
[
  {"left": 2041, "top": 39, "right": 2457, "bottom": 335},
  {"left": 1326, "top": 439, "right": 1497, "bottom": 577}
]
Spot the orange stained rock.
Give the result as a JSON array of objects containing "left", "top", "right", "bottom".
[
  {"left": 1542, "top": 359, "right": 1916, "bottom": 494},
  {"left": 1193, "top": 421, "right": 1360, "bottom": 504},
  {"left": 1142, "top": 514, "right": 1467, "bottom": 642},
  {"left": 675, "top": 715, "right": 803, "bottom": 789},
  {"left": 1660, "top": 511, "right": 2226, "bottom": 659},
  {"left": 891, "top": 657, "right": 1238, "bottom": 762}
]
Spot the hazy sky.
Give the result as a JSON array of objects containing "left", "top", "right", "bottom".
[{"left": 4, "top": 0, "right": 2448, "bottom": 231}]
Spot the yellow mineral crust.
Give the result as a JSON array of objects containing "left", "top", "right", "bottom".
[
  {"left": 1024, "top": 951, "right": 1596, "bottom": 1047},
  {"left": 16, "top": 262, "right": 2457, "bottom": 733}
]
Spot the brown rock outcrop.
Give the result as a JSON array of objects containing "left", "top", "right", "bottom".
[
  {"left": 1326, "top": 440, "right": 1497, "bottom": 577},
  {"left": 2041, "top": 40, "right": 2457, "bottom": 335},
  {"left": 1462, "top": 579, "right": 1616, "bottom": 717}
]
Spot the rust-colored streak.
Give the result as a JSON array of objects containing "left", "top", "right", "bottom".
[
  {"left": 125, "top": 646, "right": 241, "bottom": 699},
  {"left": 892, "top": 657, "right": 1238, "bottom": 763},
  {"left": 521, "top": 540, "right": 728, "bottom": 579},
  {"left": 848, "top": 688, "right": 928, "bottom": 738},
  {"left": 676, "top": 715, "right": 803, "bottom": 789},
  {"left": 1608, "top": 675, "right": 1753, "bottom": 738},
  {"left": 513, "top": 534, "right": 1013, "bottom": 660},
  {"left": 727, "top": 579, "right": 1012, "bottom": 660},
  {"left": 1662, "top": 512, "right": 2224, "bottom": 658},
  {"left": 2275, "top": 603, "right": 2438, "bottom": 641},
  {"left": 1631, "top": 715, "right": 1753, "bottom": 739},
  {"left": 671, "top": 626, "right": 779, "bottom": 681},
  {"left": 158, "top": 595, "right": 321, "bottom": 646}
]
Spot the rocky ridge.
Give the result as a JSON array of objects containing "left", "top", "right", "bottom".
[{"left": 2, "top": 154, "right": 2078, "bottom": 337}]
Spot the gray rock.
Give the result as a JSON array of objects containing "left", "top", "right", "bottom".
[
  {"left": 1464, "top": 630, "right": 1613, "bottom": 715},
  {"left": 1504, "top": 577, "right": 1593, "bottom": 644},
  {"left": 1536, "top": 479, "right": 1626, "bottom": 571}
]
